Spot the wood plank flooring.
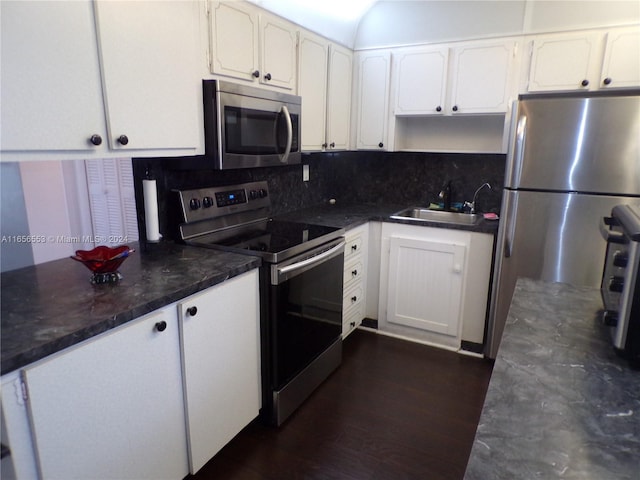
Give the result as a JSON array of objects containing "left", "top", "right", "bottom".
[{"left": 187, "top": 329, "right": 494, "bottom": 480}]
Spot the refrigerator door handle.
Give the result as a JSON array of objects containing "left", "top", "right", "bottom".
[
  {"left": 504, "top": 192, "right": 518, "bottom": 258},
  {"left": 509, "top": 115, "right": 527, "bottom": 187}
]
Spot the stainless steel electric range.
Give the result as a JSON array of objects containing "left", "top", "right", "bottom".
[{"left": 175, "top": 181, "right": 345, "bottom": 425}]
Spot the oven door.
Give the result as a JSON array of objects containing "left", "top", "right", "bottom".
[{"left": 268, "top": 239, "right": 344, "bottom": 391}]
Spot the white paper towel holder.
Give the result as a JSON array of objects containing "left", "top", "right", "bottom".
[{"left": 142, "top": 177, "right": 162, "bottom": 244}]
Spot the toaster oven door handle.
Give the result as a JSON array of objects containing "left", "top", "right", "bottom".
[
  {"left": 279, "top": 105, "right": 293, "bottom": 164},
  {"left": 600, "top": 216, "right": 626, "bottom": 244}
]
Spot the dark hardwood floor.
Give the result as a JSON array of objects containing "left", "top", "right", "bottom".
[{"left": 188, "top": 329, "right": 494, "bottom": 480}]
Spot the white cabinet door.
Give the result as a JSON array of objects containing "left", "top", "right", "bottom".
[
  {"left": 94, "top": 0, "right": 200, "bottom": 151},
  {"left": 394, "top": 47, "right": 449, "bottom": 115},
  {"left": 527, "top": 32, "right": 602, "bottom": 92},
  {"left": 299, "top": 32, "right": 329, "bottom": 151},
  {"left": 22, "top": 308, "right": 188, "bottom": 480},
  {"left": 179, "top": 271, "right": 260, "bottom": 474},
  {"left": 209, "top": 1, "right": 259, "bottom": 81},
  {"left": 600, "top": 26, "right": 640, "bottom": 89},
  {"left": 450, "top": 41, "right": 515, "bottom": 114},
  {"left": 0, "top": 0, "right": 107, "bottom": 152},
  {"left": 356, "top": 51, "right": 391, "bottom": 150},
  {"left": 387, "top": 236, "right": 465, "bottom": 337},
  {"left": 326, "top": 44, "right": 353, "bottom": 150},
  {"left": 259, "top": 14, "right": 298, "bottom": 90}
]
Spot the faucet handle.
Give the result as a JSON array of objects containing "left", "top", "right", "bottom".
[{"left": 463, "top": 201, "right": 475, "bottom": 214}]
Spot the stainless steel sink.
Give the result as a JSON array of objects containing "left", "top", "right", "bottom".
[{"left": 390, "top": 207, "right": 483, "bottom": 225}]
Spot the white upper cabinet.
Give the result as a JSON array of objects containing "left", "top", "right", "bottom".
[
  {"left": 526, "top": 31, "right": 603, "bottom": 92},
  {"left": 260, "top": 13, "right": 298, "bottom": 90},
  {"left": 393, "top": 39, "right": 516, "bottom": 116},
  {"left": 449, "top": 40, "right": 515, "bottom": 114},
  {"left": 0, "top": 1, "right": 106, "bottom": 153},
  {"left": 394, "top": 47, "right": 449, "bottom": 115},
  {"left": 298, "top": 31, "right": 329, "bottom": 150},
  {"left": 599, "top": 26, "right": 640, "bottom": 89},
  {"left": 356, "top": 51, "right": 391, "bottom": 150},
  {"left": 299, "top": 33, "right": 352, "bottom": 152},
  {"left": 526, "top": 27, "right": 640, "bottom": 93},
  {"left": 209, "top": 1, "right": 259, "bottom": 81},
  {"left": 326, "top": 44, "right": 353, "bottom": 151},
  {"left": 94, "top": 0, "right": 200, "bottom": 152},
  {"left": 209, "top": 1, "right": 297, "bottom": 90},
  {"left": 1, "top": 0, "right": 201, "bottom": 160}
]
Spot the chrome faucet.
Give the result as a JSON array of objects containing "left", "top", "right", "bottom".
[
  {"left": 438, "top": 180, "right": 453, "bottom": 211},
  {"left": 465, "top": 182, "right": 492, "bottom": 214}
]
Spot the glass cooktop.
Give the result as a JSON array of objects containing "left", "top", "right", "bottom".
[{"left": 188, "top": 219, "right": 344, "bottom": 263}]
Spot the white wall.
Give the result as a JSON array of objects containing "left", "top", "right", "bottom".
[
  {"left": 18, "top": 161, "right": 76, "bottom": 264},
  {"left": 355, "top": 1, "right": 527, "bottom": 49},
  {"left": 354, "top": 0, "right": 640, "bottom": 49}
]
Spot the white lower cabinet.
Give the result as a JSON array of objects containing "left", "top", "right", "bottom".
[
  {"left": 342, "top": 224, "right": 369, "bottom": 337},
  {"left": 1, "top": 271, "right": 261, "bottom": 480},
  {"left": 379, "top": 223, "right": 493, "bottom": 350},
  {"left": 179, "top": 270, "right": 261, "bottom": 474},
  {"left": 21, "top": 307, "right": 189, "bottom": 480},
  {"left": 387, "top": 236, "right": 466, "bottom": 337}
]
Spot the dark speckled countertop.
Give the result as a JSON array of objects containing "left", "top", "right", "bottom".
[
  {"left": 1, "top": 203, "right": 497, "bottom": 376},
  {"left": 274, "top": 202, "right": 500, "bottom": 234},
  {"left": 464, "top": 278, "right": 640, "bottom": 479},
  {"left": 0, "top": 242, "right": 260, "bottom": 375}
]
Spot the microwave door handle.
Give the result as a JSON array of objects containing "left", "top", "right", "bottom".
[{"left": 279, "top": 105, "right": 293, "bottom": 163}]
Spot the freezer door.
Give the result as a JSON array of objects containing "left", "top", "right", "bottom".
[
  {"left": 506, "top": 95, "right": 640, "bottom": 195},
  {"left": 486, "top": 190, "right": 637, "bottom": 358}
]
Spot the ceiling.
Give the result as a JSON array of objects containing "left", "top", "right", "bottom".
[{"left": 248, "top": 0, "right": 378, "bottom": 47}]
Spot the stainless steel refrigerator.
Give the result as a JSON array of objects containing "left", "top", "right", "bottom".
[{"left": 486, "top": 92, "right": 640, "bottom": 358}]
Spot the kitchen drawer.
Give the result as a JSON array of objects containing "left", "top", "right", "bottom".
[
  {"left": 344, "top": 232, "right": 365, "bottom": 261},
  {"left": 343, "top": 284, "right": 364, "bottom": 312},
  {"left": 342, "top": 301, "right": 365, "bottom": 338},
  {"left": 343, "top": 257, "right": 365, "bottom": 290}
]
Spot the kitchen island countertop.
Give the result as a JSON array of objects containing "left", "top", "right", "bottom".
[
  {"left": 464, "top": 278, "right": 640, "bottom": 479},
  {"left": 1, "top": 242, "right": 260, "bottom": 375}
]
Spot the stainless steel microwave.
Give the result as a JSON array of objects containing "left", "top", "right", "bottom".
[{"left": 203, "top": 79, "right": 301, "bottom": 169}]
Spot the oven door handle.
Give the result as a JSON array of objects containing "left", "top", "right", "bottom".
[
  {"left": 279, "top": 105, "right": 293, "bottom": 164},
  {"left": 274, "top": 241, "right": 345, "bottom": 285},
  {"left": 600, "top": 216, "right": 626, "bottom": 244}
]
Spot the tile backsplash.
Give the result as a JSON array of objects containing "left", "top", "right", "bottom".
[{"left": 132, "top": 151, "right": 505, "bottom": 243}]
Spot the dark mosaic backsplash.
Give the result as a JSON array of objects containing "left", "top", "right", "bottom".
[{"left": 133, "top": 152, "right": 505, "bottom": 243}]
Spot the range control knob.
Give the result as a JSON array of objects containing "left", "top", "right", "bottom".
[
  {"left": 609, "top": 276, "right": 624, "bottom": 293},
  {"left": 189, "top": 198, "right": 201, "bottom": 210},
  {"left": 613, "top": 251, "right": 628, "bottom": 268},
  {"left": 259, "top": 189, "right": 268, "bottom": 198},
  {"left": 202, "top": 196, "right": 213, "bottom": 208},
  {"left": 249, "top": 190, "right": 258, "bottom": 200}
]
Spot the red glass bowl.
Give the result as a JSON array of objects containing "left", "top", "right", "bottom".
[{"left": 71, "top": 245, "right": 134, "bottom": 274}]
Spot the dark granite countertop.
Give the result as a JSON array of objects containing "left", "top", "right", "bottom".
[
  {"left": 274, "top": 202, "right": 499, "bottom": 234},
  {"left": 0, "top": 242, "right": 260, "bottom": 375},
  {"left": 465, "top": 278, "right": 640, "bottom": 479}
]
